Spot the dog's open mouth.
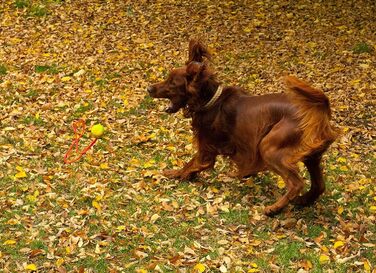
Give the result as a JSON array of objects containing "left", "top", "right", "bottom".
[{"left": 165, "top": 101, "right": 180, "bottom": 113}]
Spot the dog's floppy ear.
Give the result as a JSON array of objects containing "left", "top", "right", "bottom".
[{"left": 186, "top": 39, "right": 211, "bottom": 64}]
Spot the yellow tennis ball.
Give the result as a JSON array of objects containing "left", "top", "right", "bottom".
[{"left": 90, "top": 124, "right": 105, "bottom": 138}]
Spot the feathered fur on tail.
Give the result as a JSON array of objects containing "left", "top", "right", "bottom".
[{"left": 285, "top": 76, "right": 338, "bottom": 157}]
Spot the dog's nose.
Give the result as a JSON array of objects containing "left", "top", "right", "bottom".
[{"left": 147, "top": 86, "right": 154, "bottom": 94}]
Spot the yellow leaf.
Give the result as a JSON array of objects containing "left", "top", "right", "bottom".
[
  {"left": 6, "top": 219, "right": 19, "bottom": 225},
  {"left": 15, "top": 166, "right": 27, "bottom": 179},
  {"left": 143, "top": 159, "right": 155, "bottom": 168},
  {"left": 333, "top": 241, "right": 345, "bottom": 249},
  {"left": 243, "top": 27, "right": 252, "bottom": 33},
  {"left": 27, "top": 195, "right": 37, "bottom": 203},
  {"left": 277, "top": 177, "right": 285, "bottom": 189},
  {"left": 100, "top": 163, "right": 109, "bottom": 169},
  {"left": 339, "top": 166, "right": 348, "bottom": 172},
  {"left": 364, "top": 260, "right": 371, "bottom": 272},
  {"left": 56, "top": 258, "right": 64, "bottom": 267},
  {"left": 3, "top": 239, "right": 16, "bottom": 245},
  {"left": 65, "top": 246, "right": 71, "bottom": 254},
  {"left": 150, "top": 214, "right": 160, "bottom": 224},
  {"left": 248, "top": 261, "right": 260, "bottom": 272},
  {"left": 319, "top": 254, "right": 330, "bottom": 264},
  {"left": 194, "top": 263, "right": 206, "bottom": 272},
  {"left": 337, "top": 157, "right": 347, "bottom": 163},
  {"left": 25, "top": 264, "right": 37, "bottom": 271},
  {"left": 136, "top": 269, "right": 148, "bottom": 273},
  {"left": 61, "top": 76, "right": 71, "bottom": 82},
  {"left": 95, "top": 195, "right": 102, "bottom": 201},
  {"left": 92, "top": 200, "right": 101, "bottom": 211},
  {"left": 321, "top": 245, "right": 329, "bottom": 252},
  {"left": 129, "top": 158, "right": 140, "bottom": 166},
  {"left": 350, "top": 79, "right": 361, "bottom": 85},
  {"left": 95, "top": 243, "right": 101, "bottom": 254},
  {"left": 337, "top": 206, "right": 344, "bottom": 215},
  {"left": 167, "top": 145, "right": 176, "bottom": 151},
  {"left": 370, "top": 206, "right": 376, "bottom": 213},
  {"left": 116, "top": 225, "right": 126, "bottom": 232}
]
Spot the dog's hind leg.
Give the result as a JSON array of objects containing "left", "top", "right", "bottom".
[
  {"left": 294, "top": 154, "right": 325, "bottom": 206},
  {"left": 259, "top": 120, "right": 304, "bottom": 216}
]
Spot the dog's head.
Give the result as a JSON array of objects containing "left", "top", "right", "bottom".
[{"left": 147, "top": 39, "right": 214, "bottom": 113}]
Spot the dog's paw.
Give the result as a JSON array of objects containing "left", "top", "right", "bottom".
[
  {"left": 293, "top": 195, "right": 316, "bottom": 207},
  {"left": 162, "top": 169, "right": 181, "bottom": 179},
  {"left": 264, "top": 205, "right": 281, "bottom": 216}
]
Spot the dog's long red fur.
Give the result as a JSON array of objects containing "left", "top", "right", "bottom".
[{"left": 147, "top": 40, "right": 337, "bottom": 215}]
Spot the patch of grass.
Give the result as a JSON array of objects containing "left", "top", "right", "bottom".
[
  {"left": 220, "top": 209, "right": 249, "bottom": 225},
  {"left": 306, "top": 224, "right": 324, "bottom": 238},
  {"left": 2, "top": 244, "right": 25, "bottom": 260},
  {"left": 14, "top": 0, "right": 30, "bottom": 9},
  {"left": 127, "top": 96, "right": 155, "bottom": 116},
  {"left": 0, "top": 64, "right": 8, "bottom": 75},
  {"left": 252, "top": 257, "right": 271, "bottom": 272},
  {"left": 21, "top": 115, "right": 45, "bottom": 126},
  {"left": 30, "top": 240, "right": 48, "bottom": 251},
  {"left": 69, "top": 101, "right": 93, "bottom": 120},
  {"left": 275, "top": 241, "right": 304, "bottom": 267},
  {"left": 95, "top": 79, "right": 107, "bottom": 86},
  {"left": 25, "top": 89, "right": 39, "bottom": 99},
  {"left": 45, "top": 0, "right": 65, "bottom": 3},
  {"left": 28, "top": 5, "right": 48, "bottom": 17},
  {"left": 35, "top": 64, "right": 61, "bottom": 74},
  {"left": 72, "top": 256, "right": 108, "bottom": 273},
  {"left": 352, "top": 42, "right": 373, "bottom": 54}
]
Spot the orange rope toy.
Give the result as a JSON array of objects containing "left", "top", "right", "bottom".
[{"left": 64, "top": 119, "right": 102, "bottom": 164}]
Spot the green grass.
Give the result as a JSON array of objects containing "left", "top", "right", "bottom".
[
  {"left": 25, "top": 89, "right": 39, "bottom": 99},
  {"left": 72, "top": 256, "right": 108, "bottom": 273},
  {"left": 14, "top": 0, "right": 30, "bottom": 9},
  {"left": 30, "top": 240, "right": 48, "bottom": 251},
  {"left": 219, "top": 209, "right": 249, "bottom": 225},
  {"left": 21, "top": 115, "right": 45, "bottom": 126},
  {"left": 35, "top": 64, "right": 61, "bottom": 74},
  {"left": 352, "top": 42, "right": 373, "bottom": 54},
  {"left": 28, "top": 5, "right": 48, "bottom": 17},
  {"left": 14, "top": 1, "right": 49, "bottom": 17},
  {"left": 275, "top": 241, "right": 304, "bottom": 267},
  {"left": 0, "top": 64, "right": 7, "bottom": 75}
]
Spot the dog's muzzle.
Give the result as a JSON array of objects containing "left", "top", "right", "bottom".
[{"left": 147, "top": 86, "right": 155, "bottom": 96}]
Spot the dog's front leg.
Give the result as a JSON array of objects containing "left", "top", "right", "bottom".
[{"left": 163, "top": 152, "right": 216, "bottom": 180}]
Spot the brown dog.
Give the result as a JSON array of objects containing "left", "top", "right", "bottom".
[{"left": 147, "top": 40, "right": 337, "bottom": 215}]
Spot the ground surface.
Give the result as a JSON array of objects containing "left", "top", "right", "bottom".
[{"left": 0, "top": 0, "right": 375, "bottom": 272}]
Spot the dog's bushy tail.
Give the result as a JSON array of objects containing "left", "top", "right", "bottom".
[{"left": 285, "top": 76, "right": 338, "bottom": 157}]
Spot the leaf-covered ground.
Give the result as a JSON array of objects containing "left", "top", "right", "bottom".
[{"left": 0, "top": 0, "right": 375, "bottom": 272}]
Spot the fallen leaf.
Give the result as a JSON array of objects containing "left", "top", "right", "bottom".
[
  {"left": 319, "top": 254, "right": 330, "bottom": 264},
  {"left": 193, "top": 263, "right": 206, "bottom": 272},
  {"left": 25, "top": 264, "right": 37, "bottom": 271}
]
